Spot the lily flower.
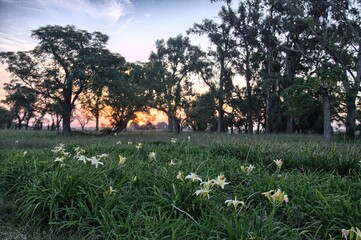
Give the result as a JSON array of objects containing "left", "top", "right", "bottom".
[
  {"left": 342, "top": 229, "right": 350, "bottom": 240},
  {"left": 225, "top": 196, "right": 245, "bottom": 209},
  {"left": 88, "top": 156, "right": 104, "bottom": 168},
  {"left": 98, "top": 153, "right": 109, "bottom": 159},
  {"left": 119, "top": 155, "right": 127, "bottom": 165},
  {"left": 136, "top": 143, "right": 142, "bottom": 150},
  {"left": 195, "top": 185, "right": 211, "bottom": 199},
  {"left": 201, "top": 179, "right": 214, "bottom": 189},
  {"left": 176, "top": 171, "right": 184, "bottom": 181},
  {"left": 185, "top": 172, "right": 202, "bottom": 182},
  {"left": 54, "top": 157, "right": 64, "bottom": 163},
  {"left": 241, "top": 164, "right": 255, "bottom": 175},
  {"left": 105, "top": 186, "right": 117, "bottom": 197},
  {"left": 262, "top": 188, "right": 288, "bottom": 205},
  {"left": 169, "top": 159, "right": 177, "bottom": 166},
  {"left": 52, "top": 143, "right": 66, "bottom": 154},
  {"left": 148, "top": 152, "right": 156, "bottom": 161},
  {"left": 74, "top": 147, "right": 85, "bottom": 155},
  {"left": 212, "top": 173, "right": 230, "bottom": 189},
  {"left": 273, "top": 159, "right": 283, "bottom": 170},
  {"left": 351, "top": 227, "right": 361, "bottom": 240},
  {"left": 76, "top": 154, "right": 87, "bottom": 164}
]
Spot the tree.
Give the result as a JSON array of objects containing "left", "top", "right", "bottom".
[
  {"left": 148, "top": 35, "right": 203, "bottom": 132},
  {"left": 221, "top": 0, "right": 263, "bottom": 134},
  {"left": 79, "top": 48, "right": 120, "bottom": 131},
  {"left": 0, "top": 106, "right": 12, "bottom": 129},
  {"left": 0, "top": 25, "right": 111, "bottom": 133},
  {"left": 188, "top": 16, "right": 238, "bottom": 132},
  {"left": 2, "top": 83, "right": 37, "bottom": 129},
  {"left": 105, "top": 62, "right": 149, "bottom": 133},
  {"left": 74, "top": 108, "right": 94, "bottom": 131},
  {"left": 184, "top": 92, "right": 217, "bottom": 131}
]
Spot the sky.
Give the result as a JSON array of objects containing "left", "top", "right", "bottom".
[{"left": 0, "top": 0, "right": 225, "bottom": 102}]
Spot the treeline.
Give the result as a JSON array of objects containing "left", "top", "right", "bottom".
[{"left": 0, "top": 0, "right": 361, "bottom": 140}]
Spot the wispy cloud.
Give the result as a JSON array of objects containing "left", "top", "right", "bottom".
[{"left": 34, "top": 0, "right": 134, "bottom": 24}]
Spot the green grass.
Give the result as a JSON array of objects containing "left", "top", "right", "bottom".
[{"left": 0, "top": 129, "right": 360, "bottom": 239}]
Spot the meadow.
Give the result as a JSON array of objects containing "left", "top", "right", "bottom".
[{"left": 0, "top": 129, "right": 360, "bottom": 239}]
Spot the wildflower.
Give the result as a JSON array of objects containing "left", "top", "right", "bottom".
[
  {"left": 22, "top": 151, "right": 27, "bottom": 157},
  {"left": 225, "top": 196, "right": 245, "bottom": 209},
  {"left": 148, "top": 152, "right": 156, "bottom": 161},
  {"left": 62, "top": 151, "right": 71, "bottom": 157},
  {"left": 119, "top": 155, "right": 127, "bottom": 165},
  {"left": 185, "top": 172, "right": 202, "bottom": 182},
  {"left": 169, "top": 159, "right": 177, "bottom": 166},
  {"left": 195, "top": 185, "right": 211, "bottom": 199},
  {"left": 187, "top": 136, "right": 191, "bottom": 143},
  {"left": 88, "top": 156, "right": 104, "bottom": 168},
  {"left": 76, "top": 154, "right": 87, "bottom": 164},
  {"left": 54, "top": 157, "right": 64, "bottom": 163},
  {"left": 127, "top": 141, "right": 133, "bottom": 145},
  {"left": 212, "top": 173, "right": 230, "bottom": 189},
  {"left": 170, "top": 138, "right": 177, "bottom": 143},
  {"left": 262, "top": 189, "right": 288, "bottom": 205},
  {"left": 273, "top": 159, "right": 283, "bottom": 170},
  {"left": 241, "top": 164, "right": 255, "bottom": 175},
  {"left": 15, "top": 140, "right": 19, "bottom": 144},
  {"left": 74, "top": 147, "right": 85, "bottom": 156},
  {"left": 98, "top": 153, "right": 108, "bottom": 159},
  {"left": 133, "top": 176, "right": 137, "bottom": 182},
  {"left": 176, "top": 171, "right": 184, "bottom": 181},
  {"left": 136, "top": 143, "right": 142, "bottom": 150},
  {"left": 342, "top": 229, "right": 350, "bottom": 240},
  {"left": 105, "top": 186, "right": 116, "bottom": 197},
  {"left": 116, "top": 141, "right": 122, "bottom": 145},
  {"left": 351, "top": 227, "right": 361, "bottom": 240},
  {"left": 52, "top": 143, "right": 65, "bottom": 154},
  {"left": 201, "top": 179, "right": 214, "bottom": 189}
]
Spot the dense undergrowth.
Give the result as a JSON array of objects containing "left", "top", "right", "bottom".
[{"left": 0, "top": 130, "right": 360, "bottom": 239}]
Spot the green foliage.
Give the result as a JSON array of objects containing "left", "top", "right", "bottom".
[{"left": 0, "top": 130, "right": 360, "bottom": 239}]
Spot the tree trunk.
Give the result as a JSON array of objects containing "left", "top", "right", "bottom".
[
  {"left": 217, "top": 97, "right": 224, "bottom": 133},
  {"left": 322, "top": 89, "right": 332, "bottom": 142},
  {"left": 286, "top": 115, "right": 293, "bottom": 133},
  {"left": 245, "top": 60, "right": 253, "bottom": 134},
  {"left": 62, "top": 104, "right": 72, "bottom": 133},
  {"left": 265, "top": 91, "right": 271, "bottom": 133},
  {"left": 95, "top": 116, "right": 99, "bottom": 131}
]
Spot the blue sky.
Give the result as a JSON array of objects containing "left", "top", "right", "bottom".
[{"left": 0, "top": 0, "right": 224, "bottom": 99}]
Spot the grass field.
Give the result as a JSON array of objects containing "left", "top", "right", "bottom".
[{"left": 0, "top": 129, "right": 360, "bottom": 239}]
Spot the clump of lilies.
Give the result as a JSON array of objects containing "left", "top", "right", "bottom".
[
  {"left": 181, "top": 172, "right": 230, "bottom": 199},
  {"left": 52, "top": 143, "right": 108, "bottom": 168},
  {"left": 262, "top": 188, "right": 289, "bottom": 205}
]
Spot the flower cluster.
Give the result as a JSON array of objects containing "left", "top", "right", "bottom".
[
  {"left": 241, "top": 164, "right": 255, "bottom": 175},
  {"left": 52, "top": 144, "right": 108, "bottom": 168},
  {"left": 181, "top": 172, "right": 230, "bottom": 199},
  {"left": 262, "top": 188, "right": 289, "bottom": 205}
]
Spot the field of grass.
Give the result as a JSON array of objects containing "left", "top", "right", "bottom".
[{"left": 0, "top": 129, "right": 360, "bottom": 239}]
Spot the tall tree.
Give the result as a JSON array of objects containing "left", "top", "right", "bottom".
[
  {"left": 221, "top": 0, "right": 262, "bottom": 134},
  {"left": 0, "top": 25, "right": 111, "bottom": 133},
  {"left": 148, "top": 35, "right": 202, "bottom": 132},
  {"left": 188, "top": 17, "right": 238, "bottom": 132}
]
